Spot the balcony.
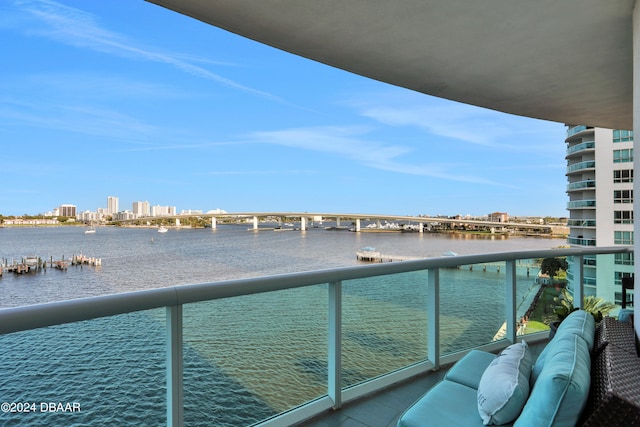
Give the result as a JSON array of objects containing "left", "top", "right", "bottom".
[
  {"left": 567, "top": 200, "right": 596, "bottom": 209},
  {"left": 567, "top": 219, "right": 596, "bottom": 227},
  {"left": 566, "top": 180, "right": 596, "bottom": 192},
  {"left": 566, "top": 161, "right": 596, "bottom": 175},
  {"left": 567, "top": 236, "right": 597, "bottom": 246},
  {"left": 565, "top": 140, "right": 595, "bottom": 158},
  {"left": 0, "top": 247, "right": 630, "bottom": 426},
  {"left": 566, "top": 125, "right": 592, "bottom": 138}
]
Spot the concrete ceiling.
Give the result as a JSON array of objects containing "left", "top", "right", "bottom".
[{"left": 148, "top": 0, "right": 634, "bottom": 130}]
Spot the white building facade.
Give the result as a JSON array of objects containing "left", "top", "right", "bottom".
[
  {"left": 133, "top": 201, "right": 150, "bottom": 217},
  {"left": 151, "top": 205, "right": 176, "bottom": 217},
  {"left": 107, "top": 196, "right": 119, "bottom": 215},
  {"left": 565, "top": 125, "right": 634, "bottom": 307}
]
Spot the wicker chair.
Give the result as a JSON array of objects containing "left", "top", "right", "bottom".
[{"left": 581, "top": 316, "right": 640, "bottom": 426}]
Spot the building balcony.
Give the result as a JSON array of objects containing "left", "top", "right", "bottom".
[
  {"left": 565, "top": 140, "right": 595, "bottom": 158},
  {"left": 566, "top": 161, "right": 596, "bottom": 175},
  {"left": 567, "top": 236, "right": 597, "bottom": 246},
  {"left": 567, "top": 200, "right": 596, "bottom": 209},
  {"left": 567, "top": 218, "right": 596, "bottom": 227},
  {"left": 566, "top": 125, "right": 593, "bottom": 138},
  {"left": 566, "top": 180, "right": 596, "bottom": 192},
  {"left": 0, "top": 247, "right": 630, "bottom": 426}
]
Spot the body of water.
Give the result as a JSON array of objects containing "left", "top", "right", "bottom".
[{"left": 0, "top": 225, "right": 561, "bottom": 426}]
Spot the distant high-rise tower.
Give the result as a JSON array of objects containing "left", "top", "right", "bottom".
[
  {"left": 58, "top": 204, "right": 77, "bottom": 218},
  {"left": 565, "top": 126, "right": 634, "bottom": 307},
  {"left": 107, "top": 196, "right": 119, "bottom": 215},
  {"left": 133, "top": 201, "right": 150, "bottom": 217}
]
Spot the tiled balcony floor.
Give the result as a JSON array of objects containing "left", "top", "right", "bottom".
[{"left": 298, "top": 341, "right": 547, "bottom": 427}]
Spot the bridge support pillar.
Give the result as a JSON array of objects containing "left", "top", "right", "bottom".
[
  {"left": 253, "top": 216, "right": 258, "bottom": 230},
  {"left": 175, "top": 218, "right": 180, "bottom": 227},
  {"left": 336, "top": 217, "right": 341, "bottom": 228},
  {"left": 211, "top": 217, "right": 217, "bottom": 229},
  {"left": 419, "top": 223, "right": 424, "bottom": 233},
  {"left": 301, "top": 217, "right": 306, "bottom": 231},
  {"left": 355, "top": 218, "right": 361, "bottom": 232}
]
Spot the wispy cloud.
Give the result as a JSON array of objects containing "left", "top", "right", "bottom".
[
  {"left": 197, "top": 169, "right": 317, "bottom": 176},
  {"left": 0, "top": 97, "right": 158, "bottom": 141},
  {"left": 348, "top": 91, "right": 564, "bottom": 151},
  {"left": 11, "top": 0, "right": 281, "bottom": 100},
  {"left": 249, "top": 126, "right": 512, "bottom": 186}
]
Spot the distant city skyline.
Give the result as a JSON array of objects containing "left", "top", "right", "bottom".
[{"left": 1, "top": 1, "right": 567, "bottom": 218}]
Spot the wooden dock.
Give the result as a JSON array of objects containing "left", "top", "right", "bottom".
[
  {"left": 71, "top": 254, "right": 102, "bottom": 266},
  {"left": 0, "top": 254, "right": 102, "bottom": 275},
  {"left": 356, "top": 248, "right": 424, "bottom": 263}
]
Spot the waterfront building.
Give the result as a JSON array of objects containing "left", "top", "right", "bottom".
[
  {"left": 133, "top": 201, "right": 151, "bottom": 217},
  {"left": 107, "top": 196, "right": 119, "bottom": 215},
  {"left": 488, "top": 212, "right": 508, "bottom": 223},
  {"left": 77, "top": 210, "right": 100, "bottom": 222},
  {"left": 112, "top": 210, "right": 136, "bottom": 221},
  {"left": 565, "top": 126, "right": 634, "bottom": 307},
  {"left": 58, "top": 204, "right": 77, "bottom": 218},
  {"left": 151, "top": 204, "right": 177, "bottom": 217}
]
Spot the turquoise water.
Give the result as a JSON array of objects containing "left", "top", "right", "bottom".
[{"left": 0, "top": 226, "right": 558, "bottom": 425}]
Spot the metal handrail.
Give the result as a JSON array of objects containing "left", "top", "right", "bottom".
[
  {"left": 0, "top": 246, "right": 630, "bottom": 335},
  {"left": 0, "top": 246, "right": 632, "bottom": 427}
]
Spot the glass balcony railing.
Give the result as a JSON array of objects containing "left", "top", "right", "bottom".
[
  {"left": 566, "top": 140, "right": 595, "bottom": 156},
  {"left": 566, "top": 125, "right": 590, "bottom": 137},
  {"left": 567, "top": 236, "right": 597, "bottom": 246},
  {"left": 566, "top": 161, "right": 596, "bottom": 174},
  {"left": 0, "top": 247, "right": 631, "bottom": 427},
  {"left": 566, "top": 180, "right": 596, "bottom": 192},
  {"left": 566, "top": 219, "right": 596, "bottom": 227},
  {"left": 567, "top": 200, "right": 596, "bottom": 209}
]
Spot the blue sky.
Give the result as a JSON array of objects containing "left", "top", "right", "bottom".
[{"left": 0, "top": 0, "right": 568, "bottom": 218}]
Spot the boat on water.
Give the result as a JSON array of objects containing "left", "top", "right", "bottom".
[
  {"left": 84, "top": 226, "right": 96, "bottom": 234},
  {"left": 157, "top": 226, "right": 168, "bottom": 233}
]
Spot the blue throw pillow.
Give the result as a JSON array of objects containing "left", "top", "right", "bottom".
[{"left": 477, "top": 341, "right": 532, "bottom": 425}]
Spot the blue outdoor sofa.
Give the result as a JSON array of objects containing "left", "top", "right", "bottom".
[{"left": 398, "top": 309, "right": 595, "bottom": 427}]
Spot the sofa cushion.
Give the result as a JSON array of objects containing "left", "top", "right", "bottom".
[
  {"left": 477, "top": 341, "right": 532, "bottom": 425},
  {"left": 555, "top": 310, "right": 595, "bottom": 350},
  {"left": 514, "top": 335, "right": 591, "bottom": 427},
  {"left": 399, "top": 379, "right": 493, "bottom": 427},
  {"left": 532, "top": 310, "right": 594, "bottom": 383},
  {"left": 445, "top": 350, "right": 496, "bottom": 389}
]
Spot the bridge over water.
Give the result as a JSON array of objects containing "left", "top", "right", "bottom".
[{"left": 120, "top": 212, "right": 567, "bottom": 235}]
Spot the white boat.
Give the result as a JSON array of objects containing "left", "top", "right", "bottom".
[
  {"left": 157, "top": 226, "right": 168, "bottom": 233},
  {"left": 84, "top": 223, "right": 96, "bottom": 234}
]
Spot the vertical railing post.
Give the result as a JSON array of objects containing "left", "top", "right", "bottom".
[
  {"left": 167, "top": 305, "right": 184, "bottom": 427},
  {"left": 427, "top": 269, "right": 440, "bottom": 369},
  {"left": 572, "top": 255, "right": 584, "bottom": 309},
  {"left": 328, "top": 281, "right": 342, "bottom": 409},
  {"left": 505, "top": 260, "right": 517, "bottom": 343}
]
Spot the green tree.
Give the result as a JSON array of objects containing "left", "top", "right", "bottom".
[{"left": 540, "top": 257, "right": 568, "bottom": 281}]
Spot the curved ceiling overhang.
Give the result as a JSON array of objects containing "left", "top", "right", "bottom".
[{"left": 148, "top": 0, "right": 634, "bottom": 129}]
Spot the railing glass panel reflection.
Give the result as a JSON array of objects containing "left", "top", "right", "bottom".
[{"left": 0, "top": 247, "right": 631, "bottom": 426}]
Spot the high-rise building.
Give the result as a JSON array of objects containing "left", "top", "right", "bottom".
[
  {"left": 58, "top": 204, "right": 77, "bottom": 218},
  {"left": 133, "top": 201, "right": 150, "bottom": 217},
  {"left": 565, "top": 126, "right": 634, "bottom": 307},
  {"left": 107, "top": 196, "right": 119, "bottom": 215}
]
